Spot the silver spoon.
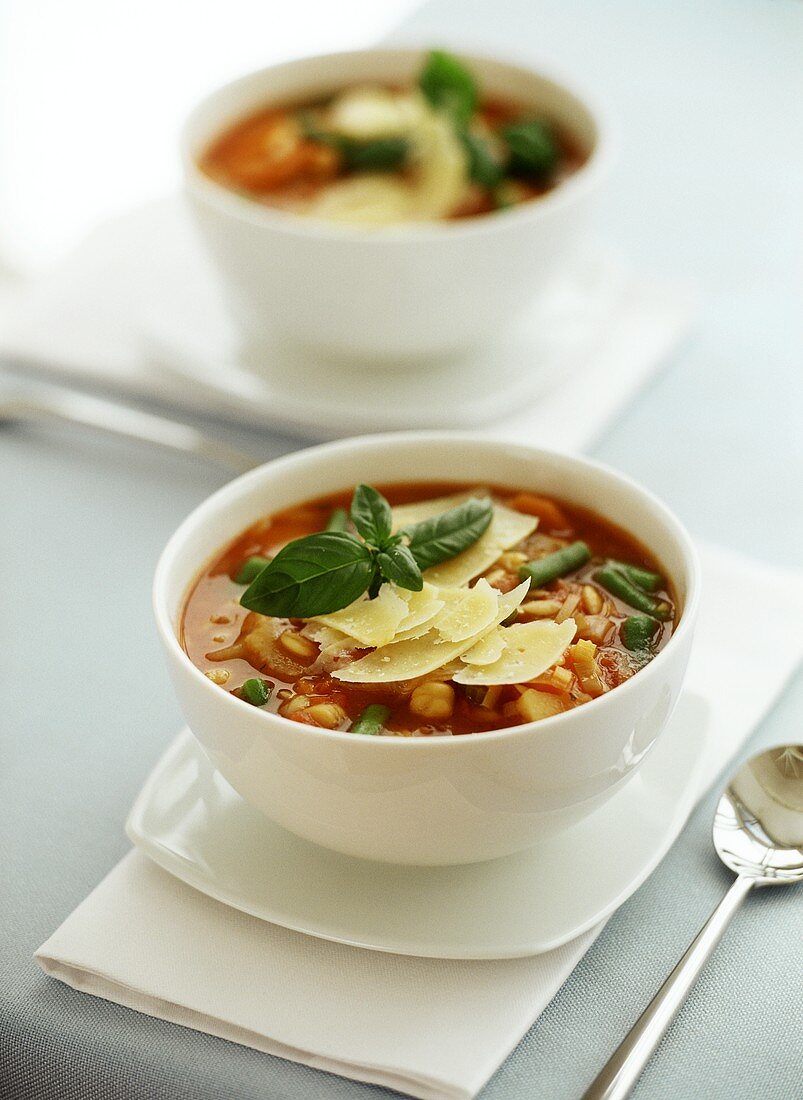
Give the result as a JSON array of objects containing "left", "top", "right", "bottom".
[
  {"left": 584, "top": 743, "right": 803, "bottom": 1100},
  {"left": 0, "top": 385, "right": 259, "bottom": 473}
]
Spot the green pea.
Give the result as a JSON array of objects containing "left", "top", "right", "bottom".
[{"left": 239, "top": 679, "right": 273, "bottom": 707}]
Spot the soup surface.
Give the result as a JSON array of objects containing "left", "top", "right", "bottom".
[
  {"left": 182, "top": 482, "right": 677, "bottom": 737},
  {"left": 200, "top": 50, "right": 585, "bottom": 225}
]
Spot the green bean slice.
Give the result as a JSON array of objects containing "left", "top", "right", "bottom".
[
  {"left": 239, "top": 678, "right": 273, "bottom": 707},
  {"left": 621, "top": 614, "right": 660, "bottom": 652},
  {"left": 594, "top": 567, "right": 673, "bottom": 620},
  {"left": 611, "top": 561, "right": 664, "bottom": 593},
  {"left": 518, "top": 541, "right": 591, "bottom": 587},
  {"left": 325, "top": 507, "right": 349, "bottom": 533},
  {"left": 351, "top": 703, "right": 392, "bottom": 736},
  {"left": 234, "top": 556, "right": 271, "bottom": 585}
]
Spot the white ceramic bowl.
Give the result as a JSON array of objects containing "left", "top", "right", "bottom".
[
  {"left": 181, "top": 48, "right": 611, "bottom": 363},
  {"left": 154, "top": 434, "right": 699, "bottom": 865}
]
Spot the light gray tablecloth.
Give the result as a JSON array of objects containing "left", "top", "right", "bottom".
[{"left": 1, "top": 1, "right": 801, "bottom": 1097}]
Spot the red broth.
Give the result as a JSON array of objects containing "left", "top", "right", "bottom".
[
  {"left": 199, "top": 59, "right": 585, "bottom": 221},
  {"left": 181, "top": 483, "right": 676, "bottom": 737}
]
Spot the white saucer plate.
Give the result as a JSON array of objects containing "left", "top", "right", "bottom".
[{"left": 127, "top": 693, "right": 708, "bottom": 959}]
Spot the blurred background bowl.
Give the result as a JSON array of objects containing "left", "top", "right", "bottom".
[{"left": 182, "top": 48, "right": 612, "bottom": 364}]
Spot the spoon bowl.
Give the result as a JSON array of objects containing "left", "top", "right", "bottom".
[{"left": 716, "top": 745, "right": 803, "bottom": 883}]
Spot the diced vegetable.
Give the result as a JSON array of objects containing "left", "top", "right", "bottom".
[
  {"left": 239, "top": 678, "right": 273, "bottom": 707},
  {"left": 594, "top": 567, "right": 673, "bottom": 620},
  {"left": 351, "top": 703, "right": 392, "bottom": 735},
  {"left": 234, "top": 556, "right": 271, "bottom": 585},
  {"left": 507, "top": 492, "right": 571, "bottom": 532},
  {"left": 517, "top": 689, "right": 565, "bottom": 722},
  {"left": 621, "top": 614, "right": 660, "bottom": 653},
  {"left": 518, "top": 541, "right": 591, "bottom": 587},
  {"left": 325, "top": 507, "right": 349, "bottom": 532},
  {"left": 568, "top": 639, "right": 605, "bottom": 697}
]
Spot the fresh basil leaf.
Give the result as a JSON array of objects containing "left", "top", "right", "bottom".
[
  {"left": 240, "top": 532, "right": 373, "bottom": 617},
  {"left": 377, "top": 543, "right": 424, "bottom": 592},
  {"left": 461, "top": 130, "right": 504, "bottom": 188},
  {"left": 341, "top": 136, "right": 409, "bottom": 172},
  {"left": 501, "top": 120, "right": 558, "bottom": 179},
  {"left": 300, "top": 117, "right": 409, "bottom": 173},
  {"left": 404, "top": 498, "right": 493, "bottom": 571},
  {"left": 419, "top": 50, "right": 477, "bottom": 127},
  {"left": 350, "top": 483, "right": 393, "bottom": 546}
]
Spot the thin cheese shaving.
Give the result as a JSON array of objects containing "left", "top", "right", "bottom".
[
  {"left": 434, "top": 580, "right": 499, "bottom": 642},
  {"left": 391, "top": 491, "right": 537, "bottom": 588},
  {"left": 309, "top": 583, "right": 408, "bottom": 647},
  {"left": 454, "top": 619, "right": 577, "bottom": 685},
  {"left": 395, "top": 583, "right": 445, "bottom": 633},
  {"left": 458, "top": 631, "right": 506, "bottom": 666},
  {"left": 333, "top": 581, "right": 530, "bottom": 683}
]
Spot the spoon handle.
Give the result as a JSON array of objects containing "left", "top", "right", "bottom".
[
  {"left": 582, "top": 874, "right": 754, "bottom": 1100},
  {"left": 3, "top": 389, "right": 259, "bottom": 474}
]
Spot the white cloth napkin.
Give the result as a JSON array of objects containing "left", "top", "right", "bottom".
[
  {"left": 0, "top": 197, "right": 698, "bottom": 447},
  {"left": 35, "top": 543, "right": 803, "bottom": 1100}
]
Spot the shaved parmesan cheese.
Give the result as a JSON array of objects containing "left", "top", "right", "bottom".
[
  {"left": 307, "top": 175, "right": 412, "bottom": 226},
  {"left": 435, "top": 579, "right": 499, "bottom": 642},
  {"left": 454, "top": 619, "right": 577, "bottom": 686},
  {"left": 334, "top": 581, "right": 529, "bottom": 683},
  {"left": 459, "top": 631, "right": 506, "bottom": 666},
  {"left": 391, "top": 490, "right": 481, "bottom": 529},
  {"left": 391, "top": 491, "right": 537, "bottom": 588},
  {"left": 396, "top": 583, "right": 445, "bottom": 633},
  {"left": 409, "top": 104, "right": 468, "bottom": 220},
  {"left": 327, "top": 87, "right": 419, "bottom": 139},
  {"left": 310, "top": 583, "right": 408, "bottom": 647}
]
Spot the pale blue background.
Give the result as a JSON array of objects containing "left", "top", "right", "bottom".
[{"left": 1, "top": 1, "right": 801, "bottom": 1097}]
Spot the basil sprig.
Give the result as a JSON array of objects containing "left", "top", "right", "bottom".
[
  {"left": 240, "top": 486, "right": 494, "bottom": 619},
  {"left": 502, "top": 120, "right": 559, "bottom": 179},
  {"left": 419, "top": 50, "right": 477, "bottom": 127},
  {"left": 402, "top": 497, "right": 493, "bottom": 571},
  {"left": 300, "top": 116, "right": 409, "bottom": 173}
]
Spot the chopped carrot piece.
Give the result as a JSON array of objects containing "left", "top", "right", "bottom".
[{"left": 506, "top": 493, "right": 572, "bottom": 534}]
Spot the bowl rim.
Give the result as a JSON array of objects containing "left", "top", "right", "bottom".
[
  {"left": 153, "top": 432, "right": 700, "bottom": 749},
  {"left": 180, "top": 45, "right": 616, "bottom": 243}
]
